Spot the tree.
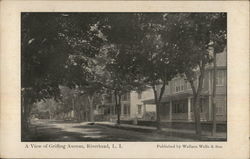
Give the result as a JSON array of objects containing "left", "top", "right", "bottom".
[
  {"left": 104, "top": 44, "right": 143, "bottom": 124},
  {"left": 31, "top": 98, "right": 61, "bottom": 120},
  {"left": 63, "top": 53, "right": 105, "bottom": 122},
  {"left": 21, "top": 13, "right": 71, "bottom": 129},
  {"left": 21, "top": 13, "right": 107, "bottom": 127},
  {"left": 103, "top": 13, "right": 179, "bottom": 128},
  {"left": 134, "top": 14, "right": 179, "bottom": 130},
  {"left": 102, "top": 14, "right": 147, "bottom": 124},
  {"left": 209, "top": 13, "right": 227, "bottom": 136},
  {"left": 58, "top": 86, "right": 77, "bottom": 120},
  {"left": 164, "top": 13, "right": 227, "bottom": 138}
]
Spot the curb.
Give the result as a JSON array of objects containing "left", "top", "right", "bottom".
[
  {"left": 96, "top": 123, "right": 155, "bottom": 133},
  {"left": 96, "top": 123, "right": 226, "bottom": 141}
]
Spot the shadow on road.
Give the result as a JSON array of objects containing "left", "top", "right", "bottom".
[
  {"left": 22, "top": 120, "right": 146, "bottom": 141},
  {"left": 22, "top": 120, "right": 204, "bottom": 141},
  {"left": 22, "top": 125, "right": 86, "bottom": 141}
]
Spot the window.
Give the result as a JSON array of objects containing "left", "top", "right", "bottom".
[
  {"left": 123, "top": 104, "right": 130, "bottom": 115},
  {"left": 122, "top": 93, "right": 130, "bottom": 101},
  {"left": 175, "top": 80, "right": 179, "bottom": 92},
  {"left": 106, "top": 96, "right": 112, "bottom": 103},
  {"left": 186, "top": 82, "right": 190, "bottom": 89},
  {"left": 138, "top": 92, "right": 142, "bottom": 99},
  {"left": 173, "top": 101, "right": 187, "bottom": 113},
  {"left": 137, "top": 105, "right": 142, "bottom": 114},
  {"left": 181, "top": 84, "right": 184, "bottom": 91},
  {"left": 122, "top": 94, "right": 127, "bottom": 101},
  {"left": 174, "top": 79, "right": 185, "bottom": 93},
  {"left": 216, "top": 101, "right": 225, "bottom": 115},
  {"left": 216, "top": 70, "right": 225, "bottom": 86}
]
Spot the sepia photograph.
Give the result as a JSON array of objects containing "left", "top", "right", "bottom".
[
  {"left": 1, "top": 0, "right": 250, "bottom": 158},
  {"left": 21, "top": 12, "right": 227, "bottom": 141},
  {"left": 21, "top": 12, "right": 227, "bottom": 142}
]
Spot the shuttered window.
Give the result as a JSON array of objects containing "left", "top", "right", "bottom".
[{"left": 216, "top": 70, "right": 225, "bottom": 86}]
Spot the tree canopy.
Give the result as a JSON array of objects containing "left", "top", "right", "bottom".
[{"left": 22, "top": 13, "right": 227, "bottom": 132}]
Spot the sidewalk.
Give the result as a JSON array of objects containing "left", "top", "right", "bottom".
[{"left": 95, "top": 122, "right": 227, "bottom": 141}]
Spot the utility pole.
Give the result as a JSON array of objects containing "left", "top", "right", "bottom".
[{"left": 212, "top": 49, "right": 217, "bottom": 136}]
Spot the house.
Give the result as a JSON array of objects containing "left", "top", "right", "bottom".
[
  {"left": 101, "top": 49, "right": 226, "bottom": 123},
  {"left": 130, "top": 89, "right": 156, "bottom": 120},
  {"left": 101, "top": 92, "right": 131, "bottom": 121},
  {"left": 101, "top": 89, "right": 156, "bottom": 122},
  {"left": 142, "top": 49, "right": 227, "bottom": 122}
]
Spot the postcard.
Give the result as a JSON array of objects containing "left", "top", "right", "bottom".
[{"left": 0, "top": 0, "right": 249, "bottom": 158}]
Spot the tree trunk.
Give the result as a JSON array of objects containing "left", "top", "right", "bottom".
[
  {"left": 22, "top": 96, "right": 32, "bottom": 130},
  {"left": 21, "top": 95, "right": 27, "bottom": 131},
  {"left": 114, "top": 90, "right": 120, "bottom": 124},
  {"left": 155, "top": 101, "right": 161, "bottom": 130},
  {"left": 88, "top": 95, "right": 94, "bottom": 122},
  {"left": 152, "top": 83, "right": 166, "bottom": 131},
  {"left": 118, "top": 94, "right": 122, "bottom": 124},
  {"left": 212, "top": 51, "right": 217, "bottom": 136},
  {"left": 193, "top": 95, "right": 201, "bottom": 137},
  {"left": 152, "top": 86, "right": 160, "bottom": 130},
  {"left": 72, "top": 97, "right": 75, "bottom": 120},
  {"left": 186, "top": 62, "right": 205, "bottom": 139},
  {"left": 22, "top": 105, "right": 29, "bottom": 129}
]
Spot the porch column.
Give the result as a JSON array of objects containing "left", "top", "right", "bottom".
[
  {"left": 188, "top": 97, "right": 191, "bottom": 121},
  {"left": 143, "top": 104, "right": 146, "bottom": 115},
  {"left": 169, "top": 100, "right": 172, "bottom": 121}
]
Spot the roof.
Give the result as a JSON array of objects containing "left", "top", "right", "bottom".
[
  {"left": 142, "top": 92, "right": 192, "bottom": 104},
  {"left": 207, "top": 49, "right": 227, "bottom": 69},
  {"left": 216, "top": 50, "right": 227, "bottom": 67},
  {"left": 142, "top": 92, "right": 209, "bottom": 104}
]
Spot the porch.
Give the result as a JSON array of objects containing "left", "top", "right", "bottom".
[{"left": 142, "top": 92, "right": 210, "bottom": 122}]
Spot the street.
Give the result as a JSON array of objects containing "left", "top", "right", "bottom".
[{"left": 23, "top": 119, "right": 193, "bottom": 141}]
